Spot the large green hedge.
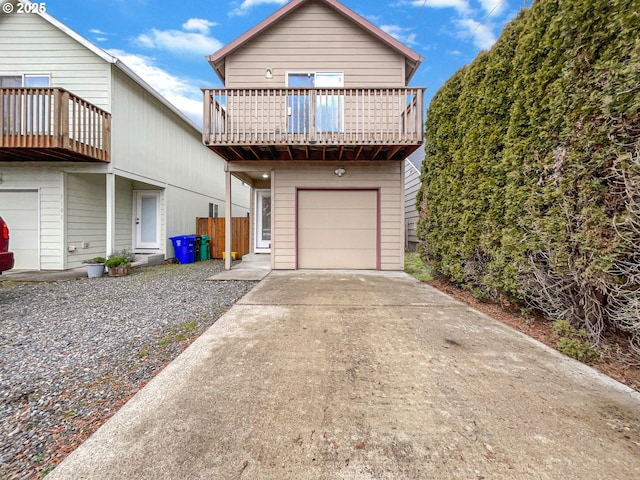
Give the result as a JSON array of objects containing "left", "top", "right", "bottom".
[{"left": 417, "top": 0, "right": 640, "bottom": 349}]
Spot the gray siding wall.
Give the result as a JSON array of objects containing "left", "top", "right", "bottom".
[
  {"left": 404, "top": 159, "right": 420, "bottom": 250},
  {"left": 114, "top": 177, "right": 134, "bottom": 253},
  {"left": 225, "top": 1, "right": 405, "bottom": 88},
  {"left": 65, "top": 173, "right": 106, "bottom": 268},
  {"left": 0, "top": 11, "right": 111, "bottom": 109}
]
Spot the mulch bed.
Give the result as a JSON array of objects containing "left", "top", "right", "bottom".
[{"left": 426, "top": 275, "right": 640, "bottom": 393}]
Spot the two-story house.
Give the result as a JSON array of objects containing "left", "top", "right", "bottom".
[
  {"left": 203, "top": 0, "right": 424, "bottom": 270},
  {"left": 0, "top": 0, "right": 249, "bottom": 271}
]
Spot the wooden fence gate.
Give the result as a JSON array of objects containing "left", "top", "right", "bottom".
[{"left": 196, "top": 217, "right": 250, "bottom": 259}]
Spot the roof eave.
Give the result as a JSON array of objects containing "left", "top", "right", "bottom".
[{"left": 206, "top": 0, "right": 423, "bottom": 84}]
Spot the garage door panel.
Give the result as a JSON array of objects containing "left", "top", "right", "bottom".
[
  {"left": 313, "top": 190, "right": 374, "bottom": 208},
  {"left": 298, "top": 209, "right": 376, "bottom": 229},
  {"left": 297, "top": 190, "right": 377, "bottom": 269},
  {"left": 298, "top": 229, "right": 377, "bottom": 249},
  {"left": 298, "top": 248, "right": 376, "bottom": 269},
  {"left": 0, "top": 190, "right": 39, "bottom": 270}
]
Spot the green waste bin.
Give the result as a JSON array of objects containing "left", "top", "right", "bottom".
[{"left": 200, "top": 235, "right": 211, "bottom": 261}]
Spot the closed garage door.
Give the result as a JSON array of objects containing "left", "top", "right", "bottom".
[
  {"left": 0, "top": 190, "right": 39, "bottom": 270},
  {"left": 297, "top": 189, "right": 377, "bottom": 269}
]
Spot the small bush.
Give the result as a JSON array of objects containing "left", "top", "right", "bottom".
[
  {"left": 105, "top": 256, "right": 131, "bottom": 268},
  {"left": 552, "top": 320, "right": 600, "bottom": 363}
]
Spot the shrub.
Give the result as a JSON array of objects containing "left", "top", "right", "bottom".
[{"left": 417, "top": 0, "right": 640, "bottom": 354}]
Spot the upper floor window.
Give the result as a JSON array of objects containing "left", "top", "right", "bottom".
[
  {"left": 1, "top": 75, "right": 51, "bottom": 135},
  {"left": 285, "top": 72, "right": 343, "bottom": 88},
  {"left": 0, "top": 74, "right": 50, "bottom": 87},
  {"left": 286, "top": 72, "right": 344, "bottom": 133}
]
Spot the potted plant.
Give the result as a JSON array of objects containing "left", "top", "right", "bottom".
[
  {"left": 105, "top": 255, "right": 132, "bottom": 277},
  {"left": 83, "top": 257, "right": 106, "bottom": 278}
]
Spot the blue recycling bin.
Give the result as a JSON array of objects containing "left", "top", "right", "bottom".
[{"left": 170, "top": 235, "right": 196, "bottom": 264}]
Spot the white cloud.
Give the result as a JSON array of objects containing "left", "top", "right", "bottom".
[
  {"left": 380, "top": 24, "right": 419, "bottom": 46},
  {"left": 455, "top": 18, "right": 497, "bottom": 49},
  {"left": 477, "top": 0, "right": 507, "bottom": 16},
  {"left": 447, "top": 49, "right": 463, "bottom": 56},
  {"left": 182, "top": 18, "right": 218, "bottom": 34},
  {"left": 136, "top": 27, "right": 223, "bottom": 55},
  {"left": 89, "top": 28, "right": 109, "bottom": 35},
  {"left": 107, "top": 49, "right": 204, "bottom": 126},
  {"left": 408, "top": 0, "right": 471, "bottom": 14},
  {"left": 230, "top": 0, "right": 287, "bottom": 17}
]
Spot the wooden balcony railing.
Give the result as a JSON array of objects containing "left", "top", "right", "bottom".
[
  {"left": 0, "top": 88, "right": 111, "bottom": 162},
  {"left": 203, "top": 88, "right": 424, "bottom": 160}
]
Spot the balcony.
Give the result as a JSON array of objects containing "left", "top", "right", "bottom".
[
  {"left": 203, "top": 87, "right": 424, "bottom": 162},
  {"left": 0, "top": 88, "right": 111, "bottom": 163}
]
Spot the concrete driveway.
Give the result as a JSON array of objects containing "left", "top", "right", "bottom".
[{"left": 49, "top": 271, "right": 640, "bottom": 479}]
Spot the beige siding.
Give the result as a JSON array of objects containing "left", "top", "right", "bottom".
[
  {"left": 404, "top": 159, "right": 421, "bottom": 248},
  {"left": 225, "top": 2, "right": 405, "bottom": 88},
  {"left": 0, "top": 12, "right": 111, "bottom": 109},
  {"left": 65, "top": 173, "right": 106, "bottom": 268},
  {"left": 272, "top": 163, "right": 403, "bottom": 270},
  {"left": 0, "top": 167, "right": 65, "bottom": 269}
]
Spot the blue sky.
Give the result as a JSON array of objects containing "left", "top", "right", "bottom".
[{"left": 42, "top": 0, "right": 528, "bottom": 125}]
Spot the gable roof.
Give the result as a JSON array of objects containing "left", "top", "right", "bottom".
[
  {"left": 12, "top": 0, "right": 200, "bottom": 132},
  {"left": 206, "top": 0, "right": 423, "bottom": 85}
]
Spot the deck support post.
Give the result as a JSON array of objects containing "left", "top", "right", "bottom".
[{"left": 225, "top": 169, "right": 232, "bottom": 271}]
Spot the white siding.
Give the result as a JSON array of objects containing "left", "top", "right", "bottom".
[
  {"left": 65, "top": 173, "right": 106, "bottom": 268},
  {"left": 273, "top": 163, "right": 403, "bottom": 270},
  {"left": 110, "top": 67, "right": 249, "bottom": 217},
  {"left": 0, "top": 167, "right": 64, "bottom": 269},
  {"left": 111, "top": 67, "right": 250, "bottom": 254},
  {"left": 404, "top": 159, "right": 421, "bottom": 249},
  {"left": 225, "top": 2, "right": 405, "bottom": 88},
  {"left": 115, "top": 177, "right": 134, "bottom": 252},
  {"left": 0, "top": 12, "right": 111, "bottom": 109}
]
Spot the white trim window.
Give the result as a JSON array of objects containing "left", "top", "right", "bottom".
[
  {"left": 285, "top": 72, "right": 344, "bottom": 134},
  {"left": 0, "top": 74, "right": 51, "bottom": 135}
]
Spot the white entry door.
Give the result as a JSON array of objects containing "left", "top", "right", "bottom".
[
  {"left": 134, "top": 191, "right": 161, "bottom": 249},
  {"left": 255, "top": 190, "right": 271, "bottom": 252}
]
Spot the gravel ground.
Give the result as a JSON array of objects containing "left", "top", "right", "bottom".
[{"left": 0, "top": 260, "right": 256, "bottom": 479}]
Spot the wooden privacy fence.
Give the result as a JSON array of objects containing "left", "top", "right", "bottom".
[{"left": 196, "top": 217, "right": 250, "bottom": 259}]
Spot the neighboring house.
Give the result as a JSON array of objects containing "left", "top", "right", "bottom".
[
  {"left": 0, "top": 1, "right": 249, "bottom": 270},
  {"left": 404, "top": 145, "right": 424, "bottom": 252},
  {"left": 203, "top": 0, "right": 425, "bottom": 270}
]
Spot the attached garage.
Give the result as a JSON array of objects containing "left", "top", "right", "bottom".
[
  {"left": 0, "top": 190, "right": 39, "bottom": 270},
  {"left": 297, "top": 189, "right": 378, "bottom": 269}
]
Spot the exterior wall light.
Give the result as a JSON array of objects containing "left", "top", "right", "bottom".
[
  {"left": 334, "top": 167, "right": 346, "bottom": 177},
  {"left": 262, "top": 173, "right": 269, "bottom": 178},
  {"left": 265, "top": 68, "right": 273, "bottom": 79}
]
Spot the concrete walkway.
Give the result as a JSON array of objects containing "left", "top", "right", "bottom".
[
  {"left": 48, "top": 271, "right": 640, "bottom": 479},
  {"left": 207, "top": 253, "right": 271, "bottom": 281}
]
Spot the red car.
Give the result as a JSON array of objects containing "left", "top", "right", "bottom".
[{"left": 0, "top": 216, "right": 15, "bottom": 273}]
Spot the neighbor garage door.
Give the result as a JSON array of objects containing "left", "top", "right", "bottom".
[
  {"left": 297, "top": 189, "right": 377, "bottom": 269},
  {"left": 0, "top": 190, "right": 39, "bottom": 270}
]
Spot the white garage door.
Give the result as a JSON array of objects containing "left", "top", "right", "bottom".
[
  {"left": 297, "top": 190, "right": 377, "bottom": 269},
  {"left": 0, "top": 190, "right": 39, "bottom": 270}
]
